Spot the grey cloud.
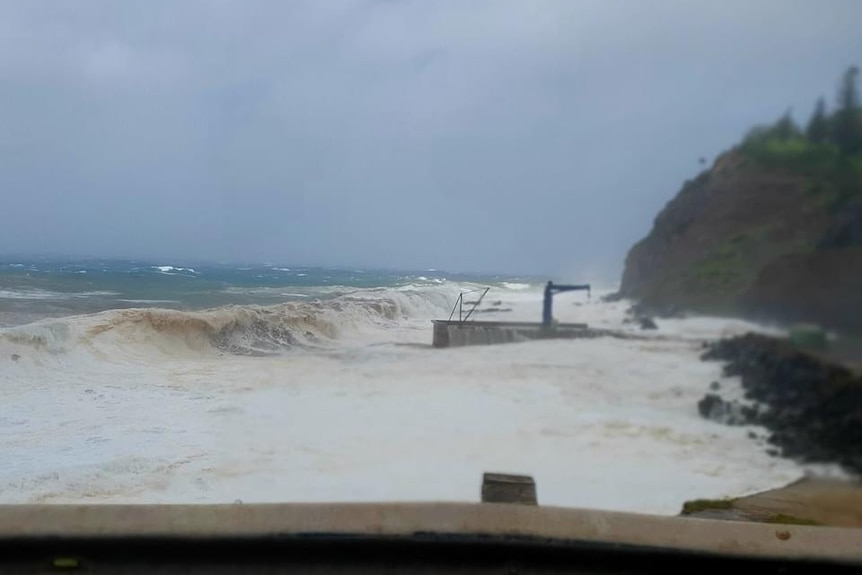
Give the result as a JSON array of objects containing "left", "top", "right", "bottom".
[{"left": 1, "top": 0, "right": 861, "bottom": 280}]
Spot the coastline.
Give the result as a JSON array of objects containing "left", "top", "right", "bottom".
[
  {"left": 686, "top": 329, "right": 862, "bottom": 527},
  {"left": 698, "top": 333, "right": 862, "bottom": 473},
  {"left": 682, "top": 476, "right": 862, "bottom": 527}
]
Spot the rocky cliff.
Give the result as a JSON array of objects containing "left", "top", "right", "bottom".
[{"left": 619, "top": 148, "right": 862, "bottom": 333}]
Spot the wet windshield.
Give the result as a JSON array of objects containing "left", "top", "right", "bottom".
[{"left": 1, "top": 0, "right": 860, "bottom": 533}]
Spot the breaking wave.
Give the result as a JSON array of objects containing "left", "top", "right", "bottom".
[{"left": 0, "top": 285, "right": 461, "bottom": 359}]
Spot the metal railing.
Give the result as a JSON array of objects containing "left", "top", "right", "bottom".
[{"left": 447, "top": 287, "right": 490, "bottom": 324}]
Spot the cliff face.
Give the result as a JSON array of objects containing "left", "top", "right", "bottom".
[{"left": 620, "top": 150, "right": 862, "bottom": 333}]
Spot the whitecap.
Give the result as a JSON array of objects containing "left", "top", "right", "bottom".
[
  {"left": 116, "top": 299, "right": 181, "bottom": 304},
  {"left": 0, "top": 289, "right": 65, "bottom": 300},
  {"left": 73, "top": 291, "right": 121, "bottom": 298},
  {"left": 154, "top": 265, "right": 197, "bottom": 274},
  {"left": 501, "top": 282, "right": 532, "bottom": 290}
]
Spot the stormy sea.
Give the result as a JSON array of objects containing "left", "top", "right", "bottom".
[{"left": 0, "top": 258, "right": 804, "bottom": 512}]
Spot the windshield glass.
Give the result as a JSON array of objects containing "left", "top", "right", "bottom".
[{"left": 1, "top": 0, "right": 860, "bottom": 534}]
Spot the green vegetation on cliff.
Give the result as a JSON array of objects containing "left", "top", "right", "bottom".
[{"left": 739, "top": 66, "right": 862, "bottom": 210}]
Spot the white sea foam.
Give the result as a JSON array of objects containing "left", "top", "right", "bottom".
[
  {"left": 116, "top": 299, "right": 182, "bottom": 305},
  {"left": 0, "top": 289, "right": 65, "bottom": 300},
  {"left": 74, "top": 291, "right": 121, "bottom": 298},
  {"left": 154, "top": 265, "right": 197, "bottom": 274},
  {"left": 0, "top": 284, "right": 811, "bottom": 511},
  {"left": 500, "top": 282, "right": 533, "bottom": 290},
  {"left": 0, "top": 289, "right": 120, "bottom": 301}
]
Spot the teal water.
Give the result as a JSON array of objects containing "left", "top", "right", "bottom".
[{"left": 0, "top": 258, "right": 535, "bottom": 326}]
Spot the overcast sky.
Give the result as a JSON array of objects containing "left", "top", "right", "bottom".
[{"left": 1, "top": 1, "right": 860, "bottom": 278}]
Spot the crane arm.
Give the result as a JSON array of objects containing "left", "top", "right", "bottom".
[{"left": 549, "top": 284, "right": 590, "bottom": 296}]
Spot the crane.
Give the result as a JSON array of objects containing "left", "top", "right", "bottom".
[{"left": 542, "top": 281, "right": 590, "bottom": 327}]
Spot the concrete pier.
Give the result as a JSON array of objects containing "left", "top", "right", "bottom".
[{"left": 432, "top": 320, "right": 589, "bottom": 348}]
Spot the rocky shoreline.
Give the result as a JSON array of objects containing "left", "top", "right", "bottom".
[{"left": 698, "top": 333, "right": 862, "bottom": 475}]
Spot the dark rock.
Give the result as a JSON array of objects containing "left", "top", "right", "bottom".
[
  {"left": 700, "top": 332, "right": 862, "bottom": 475},
  {"left": 660, "top": 304, "right": 685, "bottom": 318},
  {"left": 697, "top": 394, "right": 752, "bottom": 426},
  {"left": 10, "top": 354, "right": 19, "bottom": 361},
  {"left": 747, "top": 430, "right": 757, "bottom": 440},
  {"left": 766, "top": 448, "right": 780, "bottom": 457},
  {"left": 741, "top": 404, "right": 759, "bottom": 421},
  {"left": 639, "top": 317, "right": 658, "bottom": 330},
  {"left": 709, "top": 381, "right": 720, "bottom": 391},
  {"left": 627, "top": 301, "right": 684, "bottom": 319},
  {"left": 697, "top": 394, "right": 721, "bottom": 419}
]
